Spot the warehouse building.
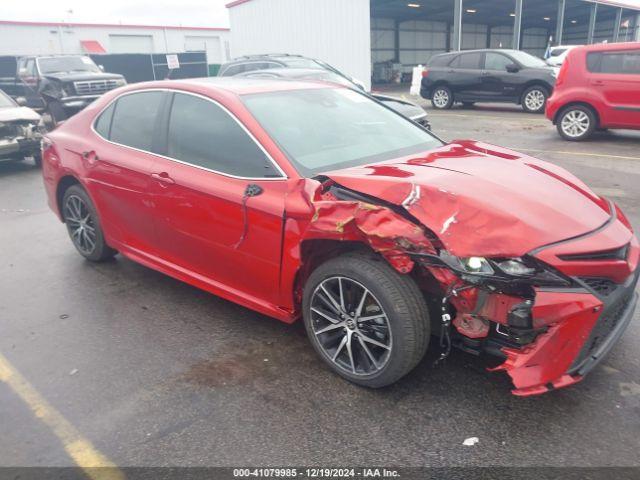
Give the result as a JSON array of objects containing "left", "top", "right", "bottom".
[
  {"left": 227, "top": 0, "right": 640, "bottom": 88},
  {"left": 0, "top": 20, "right": 231, "bottom": 69}
]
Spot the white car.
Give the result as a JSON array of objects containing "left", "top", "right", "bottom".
[
  {"left": 0, "top": 90, "right": 43, "bottom": 166},
  {"left": 545, "top": 45, "right": 580, "bottom": 67}
]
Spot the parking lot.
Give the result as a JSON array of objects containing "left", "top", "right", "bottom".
[{"left": 1, "top": 95, "right": 640, "bottom": 471}]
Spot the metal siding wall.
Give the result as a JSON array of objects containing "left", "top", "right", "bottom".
[
  {"left": 0, "top": 24, "right": 230, "bottom": 57},
  {"left": 229, "top": 0, "right": 371, "bottom": 89}
]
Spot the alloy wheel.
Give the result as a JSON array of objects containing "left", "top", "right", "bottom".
[
  {"left": 310, "top": 276, "right": 392, "bottom": 376},
  {"left": 432, "top": 89, "right": 450, "bottom": 108},
  {"left": 63, "top": 194, "right": 97, "bottom": 255},
  {"left": 524, "top": 89, "right": 545, "bottom": 111},
  {"left": 561, "top": 110, "right": 590, "bottom": 138}
]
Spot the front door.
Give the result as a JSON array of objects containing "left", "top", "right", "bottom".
[
  {"left": 151, "top": 91, "right": 287, "bottom": 305},
  {"left": 481, "top": 52, "right": 519, "bottom": 101}
]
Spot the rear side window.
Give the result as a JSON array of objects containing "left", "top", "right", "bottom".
[
  {"left": 94, "top": 103, "right": 115, "bottom": 138},
  {"left": 587, "top": 51, "right": 640, "bottom": 74},
  {"left": 166, "top": 92, "right": 281, "bottom": 178},
  {"left": 450, "top": 53, "right": 482, "bottom": 69},
  {"left": 110, "top": 91, "right": 164, "bottom": 151}
]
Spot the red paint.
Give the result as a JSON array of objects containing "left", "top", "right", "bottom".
[
  {"left": 80, "top": 40, "right": 107, "bottom": 54},
  {"left": 546, "top": 42, "right": 640, "bottom": 132},
  {"left": 42, "top": 79, "right": 638, "bottom": 395}
]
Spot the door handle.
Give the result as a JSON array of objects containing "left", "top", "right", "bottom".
[
  {"left": 591, "top": 80, "right": 605, "bottom": 86},
  {"left": 151, "top": 172, "right": 175, "bottom": 185}
]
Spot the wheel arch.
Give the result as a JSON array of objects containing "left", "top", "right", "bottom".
[
  {"left": 553, "top": 101, "right": 600, "bottom": 127},
  {"left": 56, "top": 175, "right": 82, "bottom": 221},
  {"left": 291, "top": 240, "right": 381, "bottom": 314},
  {"left": 519, "top": 81, "right": 552, "bottom": 105}
]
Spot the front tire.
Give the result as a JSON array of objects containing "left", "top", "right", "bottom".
[
  {"left": 302, "top": 253, "right": 429, "bottom": 388},
  {"left": 521, "top": 85, "right": 548, "bottom": 113},
  {"left": 557, "top": 105, "right": 596, "bottom": 141},
  {"left": 431, "top": 86, "right": 453, "bottom": 110},
  {"left": 62, "top": 185, "right": 116, "bottom": 262}
]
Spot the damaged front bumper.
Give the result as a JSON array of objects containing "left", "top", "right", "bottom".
[
  {"left": 0, "top": 134, "right": 41, "bottom": 160},
  {"left": 492, "top": 269, "right": 638, "bottom": 396}
]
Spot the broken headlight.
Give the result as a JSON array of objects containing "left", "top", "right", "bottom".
[{"left": 433, "top": 252, "right": 572, "bottom": 287}]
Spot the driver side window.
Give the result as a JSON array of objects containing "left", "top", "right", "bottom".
[
  {"left": 166, "top": 92, "right": 282, "bottom": 179},
  {"left": 484, "top": 53, "right": 512, "bottom": 71}
]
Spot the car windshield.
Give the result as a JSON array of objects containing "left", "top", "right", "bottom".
[
  {"left": 37, "top": 56, "right": 101, "bottom": 74},
  {"left": 242, "top": 87, "right": 441, "bottom": 177},
  {"left": 0, "top": 91, "right": 16, "bottom": 108},
  {"left": 549, "top": 48, "right": 568, "bottom": 57},
  {"left": 508, "top": 50, "right": 548, "bottom": 68},
  {"left": 300, "top": 71, "right": 355, "bottom": 87}
]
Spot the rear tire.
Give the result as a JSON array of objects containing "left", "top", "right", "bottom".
[
  {"left": 521, "top": 85, "right": 548, "bottom": 113},
  {"left": 431, "top": 86, "right": 453, "bottom": 110},
  {"left": 62, "top": 185, "right": 116, "bottom": 262},
  {"left": 302, "top": 252, "right": 430, "bottom": 388},
  {"left": 557, "top": 105, "right": 596, "bottom": 141}
]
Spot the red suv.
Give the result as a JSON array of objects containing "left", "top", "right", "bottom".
[{"left": 546, "top": 42, "right": 640, "bottom": 141}]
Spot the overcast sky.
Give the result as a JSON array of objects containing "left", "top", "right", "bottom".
[{"left": 2, "top": 0, "right": 230, "bottom": 28}]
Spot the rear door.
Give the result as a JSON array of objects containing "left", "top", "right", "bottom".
[
  {"left": 587, "top": 49, "right": 640, "bottom": 127},
  {"left": 87, "top": 90, "right": 167, "bottom": 253},
  {"left": 447, "top": 52, "right": 484, "bottom": 101},
  {"left": 150, "top": 91, "right": 288, "bottom": 305}
]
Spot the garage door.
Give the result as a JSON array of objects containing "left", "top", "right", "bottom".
[
  {"left": 109, "top": 35, "right": 154, "bottom": 54},
  {"left": 185, "top": 36, "right": 222, "bottom": 63}
]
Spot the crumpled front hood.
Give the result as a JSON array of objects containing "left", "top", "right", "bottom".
[
  {"left": 0, "top": 106, "right": 41, "bottom": 123},
  {"left": 323, "top": 141, "right": 611, "bottom": 257}
]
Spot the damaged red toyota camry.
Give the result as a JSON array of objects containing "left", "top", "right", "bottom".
[{"left": 42, "top": 78, "right": 639, "bottom": 396}]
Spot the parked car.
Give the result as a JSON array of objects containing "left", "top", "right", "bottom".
[
  {"left": 0, "top": 55, "right": 126, "bottom": 125},
  {"left": 421, "top": 49, "right": 557, "bottom": 113},
  {"left": 220, "top": 53, "right": 430, "bottom": 128},
  {"left": 0, "top": 89, "right": 43, "bottom": 166},
  {"left": 42, "top": 78, "right": 638, "bottom": 396},
  {"left": 545, "top": 45, "right": 580, "bottom": 67},
  {"left": 236, "top": 67, "right": 430, "bottom": 129},
  {"left": 546, "top": 42, "right": 640, "bottom": 141}
]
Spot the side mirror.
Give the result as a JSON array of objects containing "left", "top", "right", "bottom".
[
  {"left": 506, "top": 63, "right": 520, "bottom": 73},
  {"left": 99, "top": 65, "right": 105, "bottom": 72},
  {"left": 18, "top": 68, "right": 27, "bottom": 75},
  {"left": 15, "top": 96, "right": 27, "bottom": 106}
]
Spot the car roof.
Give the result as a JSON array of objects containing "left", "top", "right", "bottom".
[
  {"left": 118, "top": 76, "right": 338, "bottom": 96},
  {"left": 574, "top": 41, "right": 640, "bottom": 52}
]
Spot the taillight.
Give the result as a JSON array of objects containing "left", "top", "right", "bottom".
[
  {"left": 422, "top": 68, "right": 429, "bottom": 78},
  {"left": 555, "top": 58, "right": 569, "bottom": 87}
]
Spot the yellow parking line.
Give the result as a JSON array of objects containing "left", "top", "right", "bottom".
[
  {"left": 0, "top": 352, "right": 124, "bottom": 480},
  {"left": 518, "top": 148, "right": 640, "bottom": 161}
]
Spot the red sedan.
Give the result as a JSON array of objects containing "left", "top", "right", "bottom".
[{"left": 42, "top": 78, "right": 638, "bottom": 395}]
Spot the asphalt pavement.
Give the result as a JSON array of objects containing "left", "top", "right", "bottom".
[{"left": 1, "top": 92, "right": 640, "bottom": 472}]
